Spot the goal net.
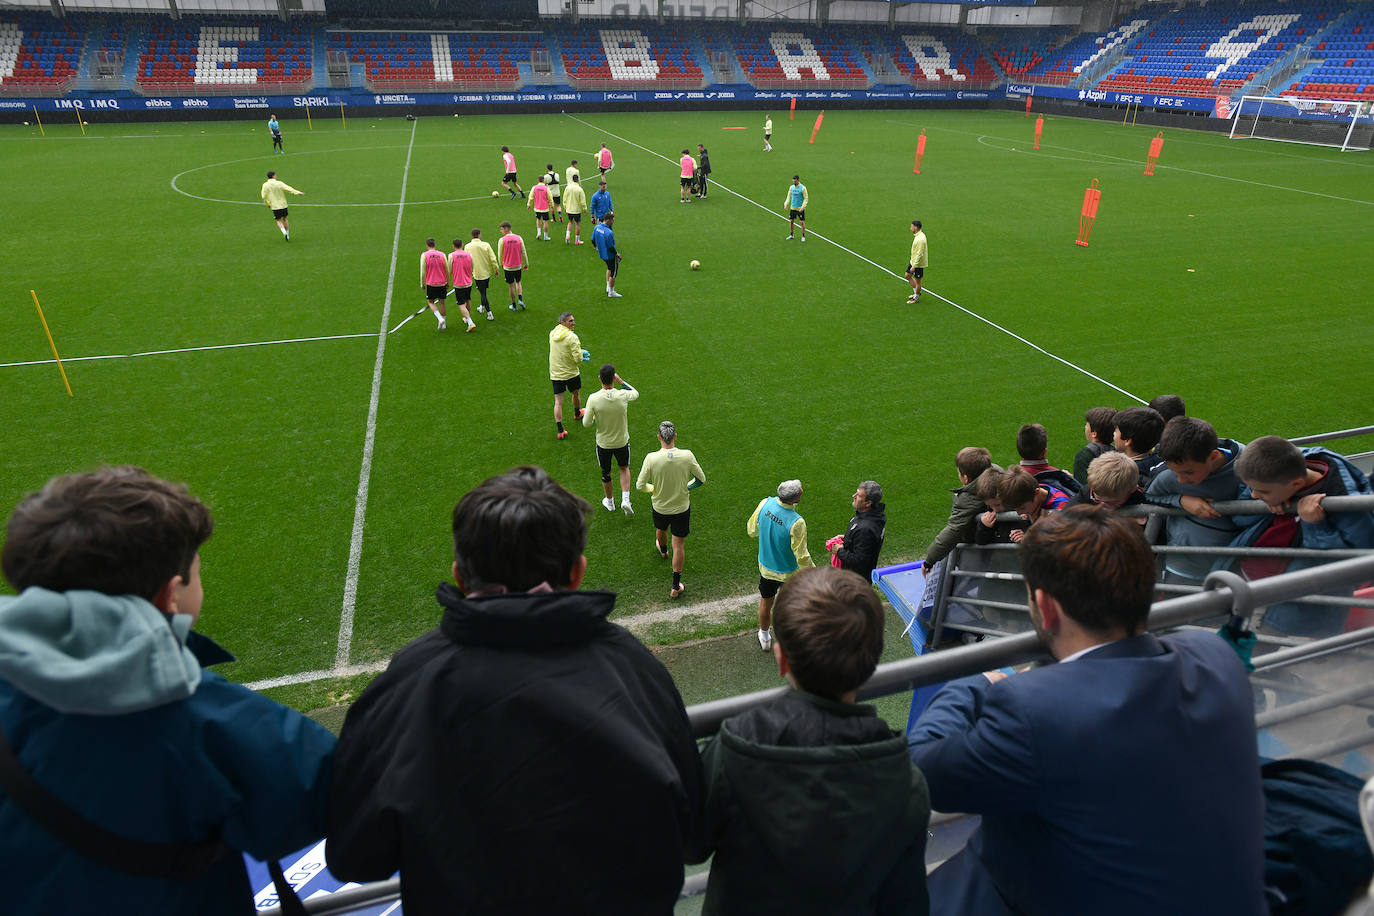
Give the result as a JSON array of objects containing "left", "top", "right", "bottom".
[{"left": 1229, "top": 95, "right": 1374, "bottom": 151}]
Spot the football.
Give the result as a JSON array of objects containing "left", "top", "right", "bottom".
[
  {"left": 690, "top": 259, "right": 701, "bottom": 271},
  {"left": 492, "top": 191, "right": 500, "bottom": 197}
]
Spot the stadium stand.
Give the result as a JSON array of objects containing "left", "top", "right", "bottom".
[
  {"left": 1282, "top": 4, "right": 1374, "bottom": 99},
  {"left": 554, "top": 24, "right": 703, "bottom": 87},
  {"left": 136, "top": 18, "right": 313, "bottom": 91},
  {"left": 980, "top": 26, "right": 1080, "bottom": 85},
  {"left": 327, "top": 30, "right": 543, "bottom": 89},
  {"left": 0, "top": 14, "right": 82, "bottom": 90},
  {"left": 874, "top": 28, "right": 997, "bottom": 87},
  {"left": 730, "top": 24, "right": 869, "bottom": 88}
]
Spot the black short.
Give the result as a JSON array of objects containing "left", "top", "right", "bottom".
[
  {"left": 503, "top": 171, "right": 517, "bottom": 182},
  {"left": 907, "top": 265, "right": 924, "bottom": 279},
  {"left": 453, "top": 285, "right": 472, "bottom": 304},
  {"left": 552, "top": 375, "right": 582, "bottom": 394},
  {"left": 534, "top": 209, "right": 550, "bottom": 218},
  {"left": 680, "top": 177, "right": 693, "bottom": 187},
  {"left": 789, "top": 208, "right": 805, "bottom": 221},
  {"left": 603, "top": 257, "right": 619, "bottom": 278},
  {"left": 759, "top": 577, "right": 782, "bottom": 599},
  {"left": 272, "top": 208, "right": 288, "bottom": 219},
  {"left": 652, "top": 508, "right": 691, "bottom": 538},
  {"left": 503, "top": 268, "right": 522, "bottom": 284},
  {"left": 764, "top": 133, "right": 772, "bottom": 140},
  {"left": 475, "top": 277, "right": 490, "bottom": 291},
  {"left": 596, "top": 444, "right": 631, "bottom": 476},
  {"left": 425, "top": 284, "right": 448, "bottom": 301},
  {"left": 569, "top": 213, "right": 582, "bottom": 223}
]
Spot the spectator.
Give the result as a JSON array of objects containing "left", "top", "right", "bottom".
[
  {"left": 748, "top": 479, "right": 814, "bottom": 651},
  {"left": 327, "top": 466, "right": 703, "bottom": 912},
  {"left": 690, "top": 566, "right": 931, "bottom": 915},
  {"left": 908, "top": 507, "right": 1266, "bottom": 916},
  {"left": 1232, "top": 436, "right": 1374, "bottom": 635},
  {"left": 996, "top": 466, "right": 1071, "bottom": 543},
  {"left": 1148, "top": 394, "right": 1186, "bottom": 423},
  {"left": 923, "top": 448, "right": 992, "bottom": 567},
  {"left": 832, "top": 479, "right": 887, "bottom": 583},
  {"left": 1015, "top": 423, "right": 1055, "bottom": 476},
  {"left": 0, "top": 467, "right": 335, "bottom": 914},
  {"left": 1147, "top": 417, "right": 1246, "bottom": 583},
  {"left": 1113, "top": 406, "right": 1167, "bottom": 488},
  {"left": 1073, "top": 407, "right": 1116, "bottom": 485},
  {"left": 1067, "top": 451, "right": 1146, "bottom": 522},
  {"left": 973, "top": 466, "right": 1022, "bottom": 545}
]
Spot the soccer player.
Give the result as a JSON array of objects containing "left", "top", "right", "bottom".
[
  {"left": 543, "top": 163, "right": 563, "bottom": 222},
  {"left": 448, "top": 238, "right": 477, "bottom": 332},
  {"left": 419, "top": 238, "right": 449, "bottom": 330},
  {"left": 679, "top": 149, "right": 696, "bottom": 203},
  {"left": 527, "top": 176, "right": 552, "bottom": 241},
  {"left": 764, "top": 114, "right": 773, "bottom": 151},
  {"left": 466, "top": 228, "right": 498, "bottom": 320},
  {"left": 907, "top": 219, "right": 928, "bottom": 303},
  {"left": 593, "top": 211, "right": 623, "bottom": 299},
  {"left": 566, "top": 158, "right": 581, "bottom": 194},
  {"left": 598, "top": 142, "right": 614, "bottom": 176},
  {"left": 563, "top": 174, "right": 588, "bottom": 245},
  {"left": 695, "top": 144, "right": 711, "bottom": 198},
  {"left": 637, "top": 420, "right": 706, "bottom": 600},
  {"left": 268, "top": 114, "right": 284, "bottom": 154},
  {"left": 260, "top": 170, "right": 303, "bottom": 241},
  {"left": 784, "top": 175, "right": 807, "bottom": 241},
  {"left": 500, "top": 145, "right": 524, "bottom": 199},
  {"left": 549, "top": 311, "right": 587, "bottom": 439},
  {"left": 498, "top": 220, "right": 528, "bottom": 311},
  {"left": 590, "top": 178, "right": 613, "bottom": 226},
  {"left": 582, "top": 363, "right": 639, "bottom": 515}
]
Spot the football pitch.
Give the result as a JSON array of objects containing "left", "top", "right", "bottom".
[{"left": 2, "top": 107, "right": 1372, "bottom": 712}]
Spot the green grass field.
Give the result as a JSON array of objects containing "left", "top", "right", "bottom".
[{"left": 2, "top": 107, "right": 1372, "bottom": 714}]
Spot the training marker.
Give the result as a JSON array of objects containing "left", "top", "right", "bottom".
[
  {"left": 30, "top": 291, "right": 73, "bottom": 397},
  {"left": 305, "top": 105, "right": 312, "bottom": 130},
  {"left": 75, "top": 109, "right": 86, "bottom": 136},
  {"left": 790, "top": 94, "right": 796, "bottom": 120},
  {"left": 1034, "top": 115, "right": 1043, "bottom": 150},
  {"left": 809, "top": 110, "right": 824, "bottom": 144},
  {"left": 340, "top": 101, "right": 346, "bottom": 128},
  {"left": 1144, "top": 131, "right": 1164, "bottom": 176},
  {"left": 1025, "top": 93, "right": 1033, "bottom": 116},
  {"left": 913, "top": 129, "right": 927, "bottom": 174},
  {"left": 1076, "top": 179, "right": 1101, "bottom": 248},
  {"left": 32, "top": 104, "right": 45, "bottom": 136}
]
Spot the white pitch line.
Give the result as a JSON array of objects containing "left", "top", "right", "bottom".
[
  {"left": 244, "top": 660, "right": 390, "bottom": 692},
  {"left": 563, "top": 114, "right": 1146, "bottom": 405},
  {"left": 335, "top": 117, "right": 417, "bottom": 670},
  {"left": 0, "top": 332, "right": 376, "bottom": 369}
]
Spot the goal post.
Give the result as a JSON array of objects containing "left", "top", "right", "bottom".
[{"left": 1228, "top": 94, "right": 1374, "bottom": 151}]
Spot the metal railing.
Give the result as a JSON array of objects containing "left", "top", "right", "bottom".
[
  {"left": 748, "top": 76, "right": 871, "bottom": 90},
  {"left": 362, "top": 76, "right": 520, "bottom": 92},
  {"left": 565, "top": 75, "right": 705, "bottom": 90},
  {"left": 131, "top": 78, "right": 314, "bottom": 96}
]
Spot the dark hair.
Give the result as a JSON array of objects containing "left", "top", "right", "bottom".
[
  {"left": 471, "top": 228, "right": 481, "bottom": 238},
  {"left": 546, "top": 162, "right": 554, "bottom": 170},
  {"left": 997, "top": 466, "right": 1039, "bottom": 508},
  {"left": 1019, "top": 505, "right": 1155, "bottom": 635},
  {"left": 1114, "top": 407, "right": 1165, "bottom": 453},
  {"left": 1085, "top": 407, "right": 1116, "bottom": 443},
  {"left": 683, "top": 148, "right": 690, "bottom": 155},
  {"left": 975, "top": 466, "right": 1005, "bottom": 502},
  {"left": 3, "top": 466, "right": 213, "bottom": 600},
  {"left": 1016, "top": 423, "right": 1048, "bottom": 460},
  {"left": 501, "top": 145, "right": 509, "bottom": 152},
  {"left": 1158, "top": 417, "right": 1220, "bottom": 464},
  {"left": 602, "top": 211, "right": 614, "bottom": 222},
  {"left": 1235, "top": 436, "right": 1307, "bottom": 485},
  {"left": 426, "top": 237, "right": 436, "bottom": 247},
  {"left": 956, "top": 446, "right": 992, "bottom": 480},
  {"left": 912, "top": 219, "right": 922, "bottom": 229},
  {"left": 452, "top": 238, "right": 463, "bottom": 248},
  {"left": 452, "top": 466, "right": 590, "bottom": 592},
  {"left": 1148, "top": 395, "right": 1186, "bottom": 422},
  {"left": 499, "top": 220, "right": 511, "bottom": 230},
  {"left": 792, "top": 174, "right": 800, "bottom": 181},
  {"left": 266, "top": 170, "right": 275, "bottom": 178},
  {"left": 773, "top": 566, "right": 883, "bottom": 700},
  {"left": 599, "top": 363, "right": 615, "bottom": 385}
]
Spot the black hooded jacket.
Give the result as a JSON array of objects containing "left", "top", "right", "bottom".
[{"left": 836, "top": 501, "right": 887, "bottom": 581}]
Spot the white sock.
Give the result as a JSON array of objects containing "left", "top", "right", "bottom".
[
  {"left": 466, "top": 318, "right": 474, "bottom": 327},
  {"left": 622, "top": 491, "right": 630, "bottom": 503},
  {"left": 280, "top": 226, "right": 287, "bottom": 235}
]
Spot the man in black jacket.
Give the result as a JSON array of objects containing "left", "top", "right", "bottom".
[
  {"left": 832, "top": 480, "right": 886, "bottom": 582},
  {"left": 326, "top": 465, "right": 703, "bottom": 915}
]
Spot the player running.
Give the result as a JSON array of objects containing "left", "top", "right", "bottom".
[
  {"left": 497, "top": 221, "right": 528, "bottom": 311},
  {"left": 784, "top": 174, "right": 808, "bottom": 242},
  {"left": 500, "top": 146, "right": 525, "bottom": 199},
  {"left": 260, "top": 170, "right": 303, "bottom": 241},
  {"left": 419, "top": 238, "right": 449, "bottom": 330},
  {"left": 763, "top": 115, "right": 772, "bottom": 152},
  {"left": 448, "top": 238, "right": 477, "bottom": 332}
]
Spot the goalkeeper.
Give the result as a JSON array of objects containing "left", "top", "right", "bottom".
[{"left": 549, "top": 311, "right": 589, "bottom": 440}]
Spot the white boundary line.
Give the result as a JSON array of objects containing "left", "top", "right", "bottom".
[
  {"left": 0, "top": 333, "right": 376, "bottom": 369},
  {"left": 564, "top": 113, "right": 1146, "bottom": 405},
  {"left": 335, "top": 117, "right": 417, "bottom": 669}
]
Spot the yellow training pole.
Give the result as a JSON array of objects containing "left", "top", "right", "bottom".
[
  {"left": 1122, "top": 100, "right": 1130, "bottom": 126},
  {"left": 30, "top": 291, "right": 73, "bottom": 397},
  {"left": 76, "top": 109, "right": 86, "bottom": 136},
  {"left": 339, "top": 101, "right": 346, "bottom": 129},
  {"left": 32, "top": 104, "right": 45, "bottom": 136},
  {"left": 306, "top": 105, "right": 312, "bottom": 130}
]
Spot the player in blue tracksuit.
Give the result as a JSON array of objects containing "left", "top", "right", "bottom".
[
  {"left": 590, "top": 180, "right": 613, "bottom": 224},
  {"left": 593, "top": 212, "right": 622, "bottom": 298}
]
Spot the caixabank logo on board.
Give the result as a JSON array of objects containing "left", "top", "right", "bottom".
[
  {"left": 1007, "top": 84, "right": 1034, "bottom": 95},
  {"left": 604, "top": 92, "right": 636, "bottom": 101}
]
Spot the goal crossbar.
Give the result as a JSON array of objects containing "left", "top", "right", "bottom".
[{"left": 1228, "top": 94, "right": 1373, "bottom": 152}]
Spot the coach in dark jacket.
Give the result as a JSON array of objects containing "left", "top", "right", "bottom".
[
  {"left": 327, "top": 466, "right": 704, "bottom": 915},
  {"left": 834, "top": 480, "right": 886, "bottom": 581}
]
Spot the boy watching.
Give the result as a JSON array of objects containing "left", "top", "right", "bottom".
[
  {"left": 974, "top": 465, "right": 1022, "bottom": 544},
  {"left": 996, "top": 466, "right": 1071, "bottom": 543},
  {"left": 1148, "top": 394, "right": 1187, "bottom": 423},
  {"left": 1068, "top": 451, "right": 1146, "bottom": 522},
  {"left": 0, "top": 467, "right": 335, "bottom": 914},
  {"left": 1113, "top": 406, "right": 1167, "bottom": 488},
  {"left": 1146, "top": 418, "right": 1246, "bottom": 583},
  {"left": 1232, "top": 436, "right": 1374, "bottom": 635},
  {"left": 924, "top": 447, "right": 993, "bottom": 567},
  {"left": 1016, "top": 423, "right": 1056, "bottom": 475},
  {"left": 687, "top": 565, "right": 930, "bottom": 914},
  {"left": 1074, "top": 407, "right": 1116, "bottom": 484}
]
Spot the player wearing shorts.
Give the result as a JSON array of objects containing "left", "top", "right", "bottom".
[
  {"left": 500, "top": 146, "right": 525, "bottom": 199},
  {"left": 637, "top": 421, "right": 706, "bottom": 600},
  {"left": 906, "top": 219, "right": 928, "bottom": 303},
  {"left": 593, "top": 212, "right": 623, "bottom": 299},
  {"left": 784, "top": 175, "right": 808, "bottom": 242},
  {"left": 527, "top": 178, "right": 553, "bottom": 242},
  {"left": 465, "top": 228, "right": 498, "bottom": 320},
  {"left": 497, "top": 221, "right": 528, "bottom": 311},
  {"left": 679, "top": 150, "right": 696, "bottom": 203},
  {"left": 582, "top": 363, "right": 639, "bottom": 515},
  {"left": 747, "top": 479, "right": 814, "bottom": 650},
  {"left": 260, "top": 170, "right": 303, "bottom": 241},
  {"left": 543, "top": 163, "right": 563, "bottom": 222},
  {"left": 566, "top": 159, "right": 581, "bottom": 197},
  {"left": 598, "top": 142, "right": 614, "bottom": 176},
  {"left": 419, "top": 238, "right": 449, "bottom": 330},
  {"left": 448, "top": 239, "right": 477, "bottom": 332},
  {"left": 763, "top": 115, "right": 772, "bottom": 152},
  {"left": 549, "top": 311, "right": 587, "bottom": 439},
  {"left": 562, "top": 174, "right": 588, "bottom": 245}
]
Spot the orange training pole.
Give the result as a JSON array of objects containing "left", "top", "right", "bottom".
[
  {"left": 789, "top": 94, "right": 796, "bottom": 120},
  {"left": 809, "top": 110, "right": 824, "bottom": 144},
  {"left": 1034, "top": 115, "right": 1043, "bottom": 150},
  {"left": 1076, "top": 179, "right": 1101, "bottom": 247},
  {"left": 1144, "top": 131, "right": 1164, "bottom": 176},
  {"left": 1025, "top": 93, "right": 1033, "bottom": 116},
  {"left": 914, "top": 129, "right": 927, "bottom": 174}
]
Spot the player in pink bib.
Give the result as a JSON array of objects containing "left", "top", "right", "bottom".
[
  {"left": 448, "top": 240, "right": 477, "bottom": 332},
  {"left": 500, "top": 145, "right": 525, "bottom": 199},
  {"left": 598, "top": 143, "right": 614, "bottom": 176},
  {"left": 679, "top": 150, "right": 696, "bottom": 203},
  {"left": 527, "top": 178, "right": 553, "bottom": 242},
  {"left": 419, "top": 238, "right": 450, "bottom": 330},
  {"left": 498, "top": 220, "right": 528, "bottom": 311}
]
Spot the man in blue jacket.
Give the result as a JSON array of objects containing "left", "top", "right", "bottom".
[
  {"left": 589, "top": 178, "right": 613, "bottom": 225},
  {"left": 908, "top": 506, "right": 1266, "bottom": 916},
  {"left": 592, "top": 210, "right": 623, "bottom": 298},
  {"left": 0, "top": 466, "right": 335, "bottom": 915}
]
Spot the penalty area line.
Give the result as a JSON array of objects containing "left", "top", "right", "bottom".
[
  {"left": 562, "top": 114, "right": 1145, "bottom": 405},
  {"left": 0, "top": 332, "right": 377, "bottom": 369}
]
